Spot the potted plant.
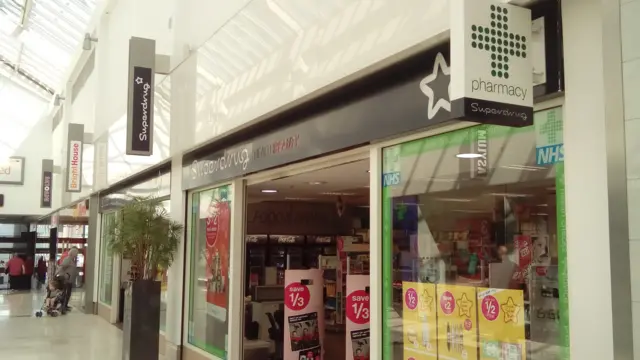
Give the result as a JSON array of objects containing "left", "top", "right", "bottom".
[{"left": 106, "top": 196, "right": 182, "bottom": 360}]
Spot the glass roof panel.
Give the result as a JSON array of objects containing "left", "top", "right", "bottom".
[{"left": 0, "top": 0, "right": 99, "bottom": 94}]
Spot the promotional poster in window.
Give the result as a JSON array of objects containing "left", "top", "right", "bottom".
[{"left": 205, "top": 186, "right": 231, "bottom": 320}]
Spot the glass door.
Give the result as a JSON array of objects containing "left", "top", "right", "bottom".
[{"left": 184, "top": 179, "right": 245, "bottom": 360}]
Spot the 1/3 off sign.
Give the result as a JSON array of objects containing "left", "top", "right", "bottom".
[
  {"left": 284, "top": 282, "right": 311, "bottom": 311},
  {"left": 346, "top": 290, "right": 370, "bottom": 325}
]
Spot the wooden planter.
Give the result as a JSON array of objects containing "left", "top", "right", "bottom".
[{"left": 122, "top": 280, "right": 161, "bottom": 360}]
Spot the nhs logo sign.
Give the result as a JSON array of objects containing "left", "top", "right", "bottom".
[
  {"left": 536, "top": 144, "right": 564, "bottom": 165},
  {"left": 383, "top": 172, "right": 401, "bottom": 187}
]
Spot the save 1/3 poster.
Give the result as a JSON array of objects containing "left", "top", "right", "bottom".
[
  {"left": 477, "top": 288, "right": 526, "bottom": 360},
  {"left": 204, "top": 185, "right": 231, "bottom": 320},
  {"left": 284, "top": 269, "right": 325, "bottom": 360},
  {"left": 402, "top": 282, "right": 437, "bottom": 359},
  {"left": 436, "top": 284, "right": 478, "bottom": 360},
  {"left": 346, "top": 275, "right": 371, "bottom": 360}
]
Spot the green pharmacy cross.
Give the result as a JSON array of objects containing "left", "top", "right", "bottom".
[{"left": 470, "top": 4, "right": 527, "bottom": 79}]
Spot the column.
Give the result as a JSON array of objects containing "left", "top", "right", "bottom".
[{"left": 561, "top": 0, "right": 633, "bottom": 358}]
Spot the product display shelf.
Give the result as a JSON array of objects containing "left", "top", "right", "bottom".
[{"left": 319, "top": 255, "right": 343, "bottom": 332}]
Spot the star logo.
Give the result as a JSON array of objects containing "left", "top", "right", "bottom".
[
  {"left": 419, "top": 52, "right": 451, "bottom": 120},
  {"left": 135, "top": 77, "right": 144, "bottom": 85},
  {"left": 420, "top": 289, "right": 434, "bottom": 313},
  {"left": 501, "top": 297, "right": 521, "bottom": 324},
  {"left": 457, "top": 293, "right": 474, "bottom": 318}
]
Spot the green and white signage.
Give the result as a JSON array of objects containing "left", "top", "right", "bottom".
[{"left": 535, "top": 107, "right": 564, "bottom": 165}]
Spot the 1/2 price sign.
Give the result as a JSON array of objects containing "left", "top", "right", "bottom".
[
  {"left": 284, "top": 282, "right": 311, "bottom": 311},
  {"left": 346, "top": 289, "right": 370, "bottom": 325}
]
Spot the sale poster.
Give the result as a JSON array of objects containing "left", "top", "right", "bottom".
[
  {"left": 477, "top": 288, "right": 526, "bottom": 360},
  {"left": 436, "top": 284, "right": 478, "bottom": 360},
  {"left": 402, "top": 281, "right": 437, "bottom": 360},
  {"left": 346, "top": 275, "right": 371, "bottom": 360},
  {"left": 284, "top": 269, "right": 325, "bottom": 360},
  {"left": 513, "top": 235, "right": 533, "bottom": 283},
  {"left": 204, "top": 186, "right": 231, "bottom": 321}
]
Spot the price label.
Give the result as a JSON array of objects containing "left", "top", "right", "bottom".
[
  {"left": 481, "top": 295, "right": 499, "bottom": 321},
  {"left": 440, "top": 291, "right": 456, "bottom": 315},
  {"left": 405, "top": 288, "right": 418, "bottom": 310},
  {"left": 346, "top": 290, "right": 370, "bottom": 325},
  {"left": 284, "top": 282, "right": 310, "bottom": 311}
]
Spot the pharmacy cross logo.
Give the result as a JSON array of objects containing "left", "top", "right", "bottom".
[
  {"left": 470, "top": 4, "right": 527, "bottom": 79},
  {"left": 419, "top": 52, "right": 451, "bottom": 120}
]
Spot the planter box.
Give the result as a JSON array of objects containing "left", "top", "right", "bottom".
[{"left": 122, "top": 280, "right": 161, "bottom": 360}]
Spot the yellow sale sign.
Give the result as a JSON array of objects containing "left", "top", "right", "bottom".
[
  {"left": 402, "top": 282, "right": 438, "bottom": 359},
  {"left": 477, "top": 288, "right": 526, "bottom": 359},
  {"left": 436, "top": 284, "right": 479, "bottom": 360}
]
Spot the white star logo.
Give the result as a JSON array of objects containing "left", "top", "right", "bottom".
[
  {"left": 419, "top": 52, "right": 451, "bottom": 120},
  {"left": 135, "top": 77, "right": 144, "bottom": 85}
]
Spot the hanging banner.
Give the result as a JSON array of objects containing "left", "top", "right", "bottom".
[
  {"left": 284, "top": 269, "right": 324, "bottom": 360},
  {"left": 436, "top": 284, "right": 479, "bottom": 360},
  {"left": 41, "top": 159, "right": 53, "bottom": 208},
  {"left": 450, "top": 0, "right": 533, "bottom": 127},
  {"left": 477, "top": 288, "right": 526, "bottom": 359},
  {"left": 0, "top": 156, "right": 25, "bottom": 185},
  {"left": 126, "top": 37, "right": 155, "bottom": 156},
  {"left": 205, "top": 185, "right": 231, "bottom": 320},
  {"left": 66, "top": 123, "right": 84, "bottom": 192},
  {"left": 345, "top": 275, "right": 370, "bottom": 360},
  {"left": 402, "top": 282, "right": 438, "bottom": 359}
]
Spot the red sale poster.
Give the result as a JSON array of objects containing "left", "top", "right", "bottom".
[
  {"left": 513, "top": 235, "right": 532, "bottom": 283},
  {"left": 345, "top": 275, "right": 370, "bottom": 360},
  {"left": 205, "top": 186, "right": 231, "bottom": 320},
  {"left": 284, "top": 269, "right": 324, "bottom": 360}
]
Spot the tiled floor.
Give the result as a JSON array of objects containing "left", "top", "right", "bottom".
[{"left": 0, "top": 289, "right": 123, "bottom": 360}]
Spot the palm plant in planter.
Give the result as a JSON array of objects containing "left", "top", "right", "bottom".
[{"left": 106, "top": 196, "right": 182, "bottom": 360}]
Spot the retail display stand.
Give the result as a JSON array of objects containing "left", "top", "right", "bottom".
[
  {"left": 345, "top": 275, "right": 370, "bottom": 360},
  {"left": 284, "top": 269, "right": 324, "bottom": 360}
]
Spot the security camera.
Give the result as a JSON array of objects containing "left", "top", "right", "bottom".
[
  {"left": 54, "top": 94, "right": 65, "bottom": 106},
  {"left": 83, "top": 33, "right": 98, "bottom": 50}
]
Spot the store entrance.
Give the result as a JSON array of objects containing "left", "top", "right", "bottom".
[{"left": 242, "top": 159, "right": 371, "bottom": 360}]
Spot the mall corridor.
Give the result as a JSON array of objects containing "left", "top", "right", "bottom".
[{"left": 0, "top": 290, "right": 123, "bottom": 360}]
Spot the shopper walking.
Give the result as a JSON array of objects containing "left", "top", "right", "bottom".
[
  {"left": 5, "top": 253, "right": 25, "bottom": 291},
  {"left": 56, "top": 247, "right": 78, "bottom": 310},
  {"left": 36, "top": 257, "right": 47, "bottom": 290}
]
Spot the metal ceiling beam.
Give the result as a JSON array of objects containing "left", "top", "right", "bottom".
[{"left": 19, "top": 0, "right": 33, "bottom": 27}]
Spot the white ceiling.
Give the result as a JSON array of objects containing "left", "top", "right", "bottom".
[{"left": 247, "top": 159, "right": 370, "bottom": 204}]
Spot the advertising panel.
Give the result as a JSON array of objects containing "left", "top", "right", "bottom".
[
  {"left": 436, "top": 284, "right": 478, "bottom": 360},
  {"left": 402, "top": 282, "right": 438, "bottom": 360},
  {"left": 41, "top": 159, "right": 53, "bottom": 208},
  {"left": 126, "top": 37, "right": 155, "bottom": 156},
  {"left": 204, "top": 185, "right": 231, "bottom": 320},
  {"left": 0, "top": 157, "right": 25, "bottom": 185},
  {"left": 477, "top": 288, "right": 526, "bottom": 359},
  {"left": 346, "top": 275, "right": 370, "bottom": 360},
  {"left": 284, "top": 269, "right": 324, "bottom": 360}
]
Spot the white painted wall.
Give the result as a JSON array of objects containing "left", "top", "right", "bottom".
[{"left": 0, "top": 116, "right": 58, "bottom": 216}]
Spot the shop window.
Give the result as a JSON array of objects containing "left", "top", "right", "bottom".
[
  {"left": 99, "top": 211, "right": 116, "bottom": 305},
  {"left": 187, "top": 185, "right": 232, "bottom": 357},
  {"left": 381, "top": 107, "right": 568, "bottom": 360},
  {"left": 159, "top": 199, "right": 170, "bottom": 332}
]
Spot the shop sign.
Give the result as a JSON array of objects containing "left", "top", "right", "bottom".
[
  {"left": 41, "top": 159, "right": 53, "bottom": 208},
  {"left": 126, "top": 37, "right": 156, "bottom": 156},
  {"left": 66, "top": 123, "right": 84, "bottom": 192},
  {"left": 0, "top": 157, "right": 25, "bottom": 185},
  {"left": 450, "top": 0, "right": 533, "bottom": 127},
  {"left": 535, "top": 107, "right": 564, "bottom": 165},
  {"left": 472, "top": 125, "right": 490, "bottom": 178}
]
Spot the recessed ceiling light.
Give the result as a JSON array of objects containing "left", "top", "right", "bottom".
[
  {"left": 366, "top": 170, "right": 370, "bottom": 173},
  {"left": 456, "top": 153, "right": 483, "bottom": 159},
  {"left": 321, "top": 192, "right": 357, "bottom": 196},
  {"left": 285, "top": 197, "right": 317, "bottom": 201},
  {"left": 435, "top": 198, "right": 474, "bottom": 202},
  {"left": 261, "top": 189, "right": 278, "bottom": 193},
  {"left": 308, "top": 181, "right": 326, "bottom": 185},
  {"left": 487, "top": 192, "right": 532, "bottom": 198}
]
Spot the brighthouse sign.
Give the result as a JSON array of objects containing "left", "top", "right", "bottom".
[
  {"left": 450, "top": 0, "right": 533, "bottom": 127},
  {"left": 66, "top": 123, "right": 84, "bottom": 192}
]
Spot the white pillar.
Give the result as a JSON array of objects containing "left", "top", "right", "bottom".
[{"left": 562, "top": 0, "right": 633, "bottom": 358}]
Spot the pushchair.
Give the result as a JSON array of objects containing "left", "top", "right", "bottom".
[{"left": 35, "top": 274, "right": 68, "bottom": 317}]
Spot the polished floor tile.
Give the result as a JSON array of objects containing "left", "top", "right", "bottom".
[{"left": 0, "top": 290, "right": 123, "bottom": 360}]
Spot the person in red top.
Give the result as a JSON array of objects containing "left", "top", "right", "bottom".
[
  {"left": 24, "top": 256, "right": 34, "bottom": 276},
  {"left": 5, "top": 253, "right": 25, "bottom": 291}
]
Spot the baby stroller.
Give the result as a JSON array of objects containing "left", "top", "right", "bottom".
[{"left": 35, "top": 274, "right": 67, "bottom": 317}]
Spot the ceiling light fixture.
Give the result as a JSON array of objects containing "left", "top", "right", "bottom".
[
  {"left": 435, "top": 197, "right": 474, "bottom": 203},
  {"left": 261, "top": 189, "right": 278, "bottom": 193},
  {"left": 321, "top": 192, "right": 357, "bottom": 196},
  {"left": 456, "top": 153, "right": 483, "bottom": 159},
  {"left": 488, "top": 192, "right": 532, "bottom": 198},
  {"left": 285, "top": 197, "right": 317, "bottom": 201},
  {"left": 308, "top": 181, "right": 326, "bottom": 185}
]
